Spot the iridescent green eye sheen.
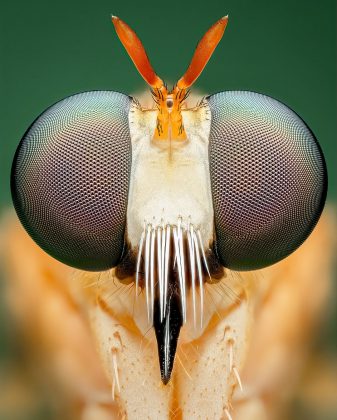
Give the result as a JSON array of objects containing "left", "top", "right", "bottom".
[
  {"left": 207, "top": 91, "right": 327, "bottom": 271},
  {"left": 11, "top": 91, "right": 132, "bottom": 271}
]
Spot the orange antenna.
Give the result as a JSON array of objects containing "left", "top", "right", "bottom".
[
  {"left": 177, "top": 16, "right": 228, "bottom": 89},
  {"left": 111, "top": 15, "right": 164, "bottom": 89},
  {"left": 111, "top": 16, "right": 229, "bottom": 142}
]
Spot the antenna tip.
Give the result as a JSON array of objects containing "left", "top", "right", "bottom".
[{"left": 111, "top": 15, "right": 118, "bottom": 21}]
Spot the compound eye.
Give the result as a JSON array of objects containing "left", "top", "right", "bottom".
[
  {"left": 11, "top": 91, "right": 132, "bottom": 271},
  {"left": 208, "top": 91, "right": 327, "bottom": 271}
]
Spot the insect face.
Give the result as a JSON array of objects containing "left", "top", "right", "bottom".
[{"left": 11, "top": 15, "right": 327, "bottom": 384}]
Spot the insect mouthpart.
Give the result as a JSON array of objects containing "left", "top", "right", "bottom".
[{"left": 116, "top": 218, "right": 223, "bottom": 384}]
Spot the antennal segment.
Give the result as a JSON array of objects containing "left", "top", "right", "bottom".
[
  {"left": 111, "top": 16, "right": 164, "bottom": 89},
  {"left": 177, "top": 16, "right": 228, "bottom": 89}
]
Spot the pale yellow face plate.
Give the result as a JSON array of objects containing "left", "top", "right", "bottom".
[{"left": 127, "top": 102, "right": 214, "bottom": 248}]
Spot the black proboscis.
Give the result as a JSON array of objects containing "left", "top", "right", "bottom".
[{"left": 153, "top": 286, "right": 183, "bottom": 385}]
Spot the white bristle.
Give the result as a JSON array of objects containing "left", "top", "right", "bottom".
[
  {"left": 150, "top": 228, "right": 156, "bottom": 323},
  {"left": 188, "top": 225, "right": 197, "bottom": 328},
  {"left": 193, "top": 230, "right": 204, "bottom": 328},
  {"left": 145, "top": 225, "right": 151, "bottom": 322},
  {"left": 157, "top": 226, "right": 164, "bottom": 321},
  {"left": 137, "top": 219, "right": 209, "bottom": 328},
  {"left": 197, "top": 229, "right": 211, "bottom": 280},
  {"left": 163, "top": 225, "right": 170, "bottom": 315},
  {"left": 135, "top": 229, "right": 145, "bottom": 298}
]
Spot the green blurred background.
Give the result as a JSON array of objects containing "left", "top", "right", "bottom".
[{"left": 1, "top": 0, "right": 336, "bottom": 418}]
